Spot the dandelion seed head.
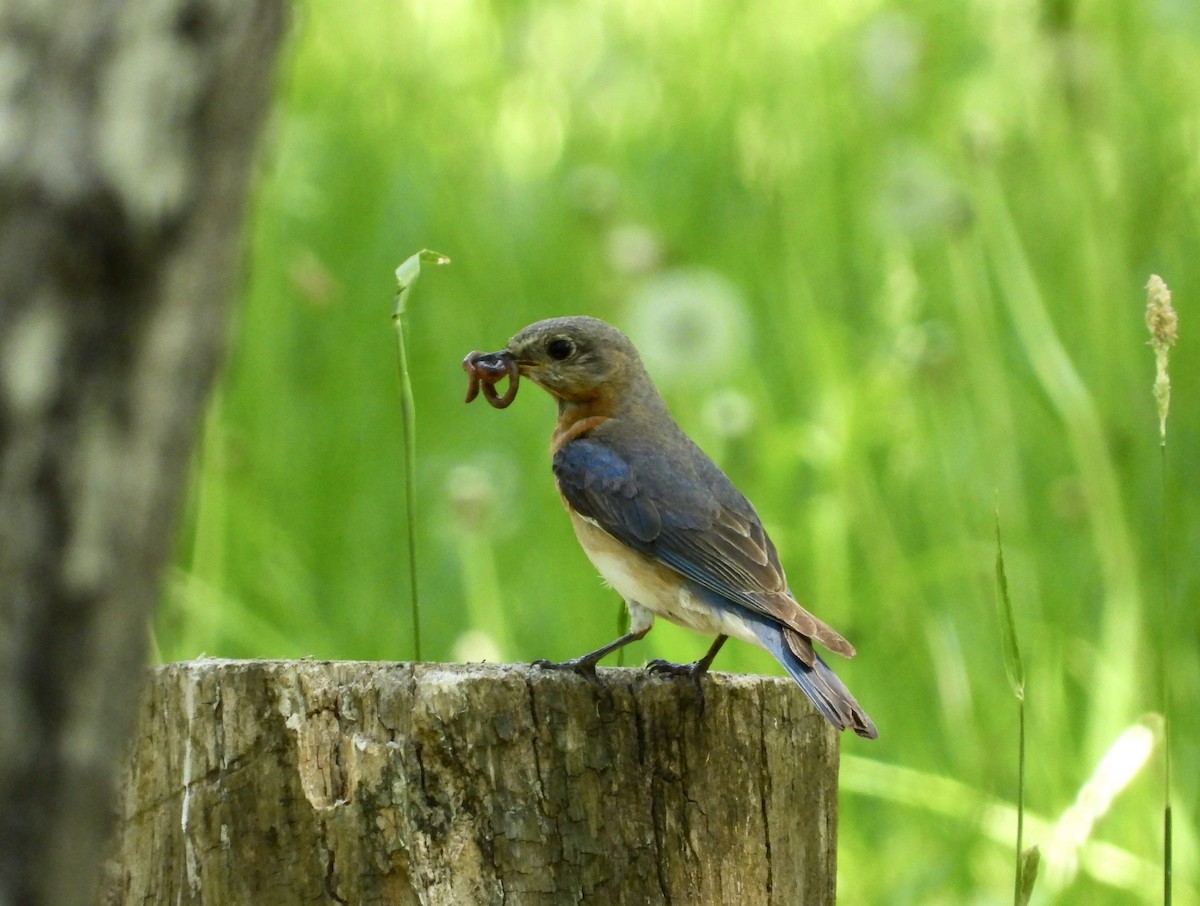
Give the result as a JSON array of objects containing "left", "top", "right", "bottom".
[
  {"left": 876, "top": 148, "right": 970, "bottom": 241},
  {"left": 859, "top": 13, "right": 922, "bottom": 111},
  {"left": 701, "top": 388, "right": 756, "bottom": 440},
  {"left": 626, "top": 267, "right": 750, "bottom": 386},
  {"left": 445, "top": 457, "right": 519, "bottom": 536},
  {"left": 607, "top": 223, "right": 663, "bottom": 276},
  {"left": 565, "top": 165, "right": 619, "bottom": 218}
]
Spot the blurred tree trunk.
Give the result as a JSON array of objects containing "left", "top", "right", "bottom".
[
  {"left": 0, "top": 3, "right": 286, "bottom": 905},
  {"left": 103, "top": 661, "right": 840, "bottom": 905}
]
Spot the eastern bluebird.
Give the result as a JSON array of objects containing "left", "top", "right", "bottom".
[{"left": 466, "top": 316, "right": 877, "bottom": 738}]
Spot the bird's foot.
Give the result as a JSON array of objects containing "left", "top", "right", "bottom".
[
  {"left": 532, "top": 657, "right": 603, "bottom": 687},
  {"left": 646, "top": 658, "right": 709, "bottom": 714},
  {"left": 645, "top": 658, "right": 697, "bottom": 678}
]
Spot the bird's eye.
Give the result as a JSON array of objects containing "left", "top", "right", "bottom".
[{"left": 546, "top": 337, "right": 575, "bottom": 361}]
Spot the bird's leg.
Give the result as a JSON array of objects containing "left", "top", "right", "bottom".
[
  {"left": 647, "top": 635, "right": 728, "bottom": 711},
  {"left": 533, "top": 625, "right": 650, "bottom": 685}
]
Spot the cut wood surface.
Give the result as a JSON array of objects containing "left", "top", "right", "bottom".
[{"left": 102, "top": 660, "right": 840, "bottom": 905}]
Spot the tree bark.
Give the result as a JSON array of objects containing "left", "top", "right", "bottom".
[
  {"left": 102, "top": 661, "right": 840, "bottom": 905},
  {"left": 0, "top": 4, "right": 287, "bottom": 905}
]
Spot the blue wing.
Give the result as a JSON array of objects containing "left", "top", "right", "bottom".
[{"left": 553, "top": 436, "right": 854, "bottom": 659}]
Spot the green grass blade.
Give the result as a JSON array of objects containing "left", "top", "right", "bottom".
[
  {"left": 993, "top": 506, "right": 1024, "bottom": 700},
  {"left": 1164, "top": 802, "right": 1173, "bottom": 906},
  {"left": 980, "top": 174, "right": 1143, "bottom": 759},
  {"left": 839, "top": 754, "right": 1186, "bottom": 899},
  {"left": 995, "top": 505, "right": 1033, "bottom": 904},
  {"left": 1017, "top": 845, "right": 1040, "bottom": 906}
]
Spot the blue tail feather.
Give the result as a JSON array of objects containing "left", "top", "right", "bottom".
[
  {"left": 694, "top": 588, "right": 878, "bottom": 739},
  {"left": 755, "top": 626, "right": 878, "bottom": 739}
]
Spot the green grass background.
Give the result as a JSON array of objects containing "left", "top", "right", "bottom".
[{"left": 163, "top": 0, "right": 1199, "bottom": 902}]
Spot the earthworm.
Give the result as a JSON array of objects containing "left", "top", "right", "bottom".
[{"left": 462, "top": 351, "right": 520, "bottom": 409}]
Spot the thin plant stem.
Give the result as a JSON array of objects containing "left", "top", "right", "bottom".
[
  {"left": 391, "top": 249, "right": 451, "bottom": 663},
  {"left": 1144, "top": 274, "right": 1176, "bottom": 906},
  {"left": 392, "top": 318, "right": 421, "bottom": 661},
  {"left": 994, "top": 504, "right": 1034, "bottom": 905},
  {"left": 1161, "top": 443, "right": 1172, "bottom": 906},
  {"left": 1016, "top": 696, "right": 1025, "bottom": 906}
]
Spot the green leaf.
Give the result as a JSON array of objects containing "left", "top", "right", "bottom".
[
  {"left": 994, "top": 505, "right": 1025, "bottom": 700},
  {"left": 393, "top": 249, "right": 451, "bottom": 318},
  {"left": 1017, "top": 845, "right": 1040, "bottom": 906}
]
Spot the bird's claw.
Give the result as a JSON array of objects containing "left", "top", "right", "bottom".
[
  {"left": 532, "top": 657, "right": 603, "bottom": 687},
  {"left": 646, "top": 658, "right": 708, "bottom": 714},
  {"left": 645, "top": 658, "right": 693, "bottom": 677}
]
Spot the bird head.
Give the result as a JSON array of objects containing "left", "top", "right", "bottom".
[{"left": 501, "top": 316, "right": 645, "bottom": 404}]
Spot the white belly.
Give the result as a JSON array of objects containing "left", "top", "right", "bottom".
[{"left": 568, "top": 510, "right": 764, "bottom": 649}]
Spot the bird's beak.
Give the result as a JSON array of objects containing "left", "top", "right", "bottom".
[{"left": 470, "top": 350, "right": 515, "bottom": 374}]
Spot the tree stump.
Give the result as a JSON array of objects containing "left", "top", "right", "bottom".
[{"left": 101, "top": 660, "right": 840, "bottom": 905}]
